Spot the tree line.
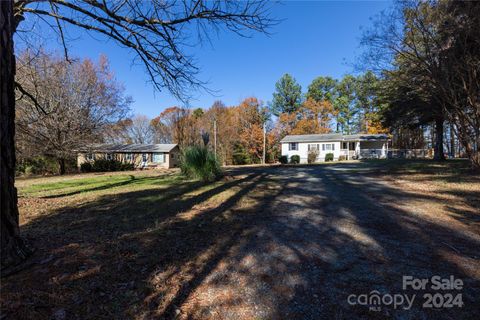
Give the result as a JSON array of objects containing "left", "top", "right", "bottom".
[
  {"left": 15, "top": 57, "right": 389, "bottom": 171},
  {"left": 360, "top": 0, "right": 480, "bottom": 168},
  {"left": 15, "top": 2, "right": 480, "bottom": 173}
]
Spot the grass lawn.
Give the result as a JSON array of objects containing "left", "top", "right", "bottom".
[{"left": 1, "top": 160, "right": 479, "bottom": 319}]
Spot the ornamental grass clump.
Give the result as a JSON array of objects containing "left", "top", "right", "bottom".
[{"left": 180, "top": 146, "right": 222, "bottom": 182}]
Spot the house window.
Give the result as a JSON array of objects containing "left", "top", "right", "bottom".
[
  {"left": 308, "top": 144, "right": 319, "bottom": 151},
  {"left": 322, "top": 144, "right": 335, "bottom": 151},
  {"left": 142, "top": 153, "right": 148, "bottom": 162},
  {"left": 125, "top": 153, "right": 133, "bottom": 161},
  {"left": 152, "top": 153, "right": 165, "bottom": 163},
  {"left": 86, "top": 153, "right": 94, "bottom": 161},
  {"left": 106, "top": 153, "right": 113, "bottom": 160},
  {"left": 289, "top": 142, "right": 298, "bottom": 151}
]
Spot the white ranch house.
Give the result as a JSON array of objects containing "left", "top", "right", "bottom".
[{"left": 281, "top": 133, "right": 389, "bottom": 163}]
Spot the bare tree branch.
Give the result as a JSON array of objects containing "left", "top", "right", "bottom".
[
  {"left": 14, "top": 80, "right": 47, "bottom": 114},
  {"left": 16, "top": 0, "right": 278, "bottom": 101}
]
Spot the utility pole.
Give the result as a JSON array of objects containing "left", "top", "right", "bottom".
[
  {"left": 213, "top": 118, "right": 217, "bottom": 159},
  {"left": 262, "top": 122, "right": 266, "bottom": 165}
]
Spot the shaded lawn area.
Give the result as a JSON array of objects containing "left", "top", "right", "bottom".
[{"left": 1, "top": 160, "right": 479, "bottom": 319}]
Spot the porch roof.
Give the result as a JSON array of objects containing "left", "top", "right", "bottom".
[{"left": 343, "top": 134, "right": 389, "bottom": 141}]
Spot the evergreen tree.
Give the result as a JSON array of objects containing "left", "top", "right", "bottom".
[
  {"left": 271, "top": 73, "right": 303, "bottom": 116},
  {"left": 334, "top": 75, "right": 358, "bottom": 134},
  {"left": 306, "top": 76, "right": 338, "bottom": 103}
]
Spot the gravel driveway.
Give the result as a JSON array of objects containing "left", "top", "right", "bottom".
[
  {"left": 173, "top": 164, "right": 480, "bottom": 319},
  {"left": 3, "top": 163, "right": 479, "bottom": 320}
]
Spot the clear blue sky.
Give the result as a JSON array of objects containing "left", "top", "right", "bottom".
[{"left": 24, "top": 1, "right": 391, "bottom": 118}]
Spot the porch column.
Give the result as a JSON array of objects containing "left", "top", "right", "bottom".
[
  {"left": 382, "top": 142, "right": 386, "bottom": 159},
  {"left": 355, "top": 141, "right": 360, "bottom": 159}
]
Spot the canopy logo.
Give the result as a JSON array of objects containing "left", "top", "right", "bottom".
[
  {"left": 347, "top": 275, "right": 464, "bottom": 312},
  {"left": 347, "top": 291, "right": 415, "bottom": 312}
]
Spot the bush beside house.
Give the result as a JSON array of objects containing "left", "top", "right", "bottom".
[
  {"left": 278, "top": 155, "right": 288, "bottom": 164},
  {"left": 80, "top": 159, "right": 134, "bottom": 173},
  {"left": 290, "top": 155, "right": 300, "bottom": 164},
  {"left": 308, "top": 150, "right": 319, "bottom": 164},
  {"left": 325, "top": 153, "right": 334, "bottom": 162}
]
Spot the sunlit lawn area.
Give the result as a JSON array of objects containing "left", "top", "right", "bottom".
[{"left": 2, "top": 160, "right": 479, "bottom": 319}]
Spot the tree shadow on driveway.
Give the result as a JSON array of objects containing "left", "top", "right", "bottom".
[{"left": 1, "top": 165, "right": 479, "bottom": 319}]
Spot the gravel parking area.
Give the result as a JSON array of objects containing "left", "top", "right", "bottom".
[
  {"left": 171, "top": 164, "right": 479, "bottom": 319},
  {"left": 2, "top": 161, "right": 479, "bottom": 319}
]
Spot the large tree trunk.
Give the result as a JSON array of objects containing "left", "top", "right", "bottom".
[
  {"left": 449, "top": 123, "right": 455, "bottom": 158},
  {"left": 471, "top": 135, "right": 480, "bottom": 170},
  {"left": 1, "top": 0, "right": 32, "bottom": 270},
  {"left": 433, "top": 117, "right": 446, "bottom": 161},
  {"left": 59, "top": 158, "right": 66, "bottom": 175}
]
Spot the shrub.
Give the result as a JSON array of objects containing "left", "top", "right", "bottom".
[
  {"left": 121, "top": 163, "right": 134, "bottom": 171},
  {"left": 325, "top": 153, "right": 334, "bottom": 162},
  {"left": 232, "top": 143, "right": 250, "bottom": 165},
  {"left": 278, "top": 155, "right": 288, "bottom": 164},
  {"left": 90, "top": 159, "right": 133, "bottom": 172},
  {"left": 290, "top": 155, "right": 300, "bottom": 164},
  {"left": 80, "top": 162, "right": 93, "bottom": 173},
  {"left": 92, "top": 159, "right": 115, "bottom": 172},
  {"left": 180, "top": 146, "right": 222, "bottom": 182},
  {"left": 16, "top": 156, "right": 59, "bottom": 176},
  {"left": 338, "top": 155, "right": 346, "bottom": 161},
  {"left": 307, "top": 150, "right": 319, "bottom": 164}
]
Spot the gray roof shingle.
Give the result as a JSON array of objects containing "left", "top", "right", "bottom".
[
  {"left": 78, "top": 144, "right": 178, "bottom": 153},
  {"left": 343, "top": 134, "right": 389, "bottom": 141},
  {"left": 280, "top": 133, "right": 388, "bottom": 143},
  {"left": 280, "top": 134, "right": 343, "bottom": 143}
]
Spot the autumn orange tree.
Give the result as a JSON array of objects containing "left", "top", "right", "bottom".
[
  {"left": 237, "top": 98, "right": 268, "bottom": 163},
  {"left": 200, "top": 101, "right": 239, "bottom": 164},
  {"left": 290, "top": 98, "right": 336, "bottom": 134},
  {"left": 151, "top": 107, "right": 199, "bottom": 148},
  {"left": 191, "top": 97, "right": 277, "bottom": 165}
]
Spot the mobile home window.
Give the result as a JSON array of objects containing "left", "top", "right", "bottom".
[
  {"left": 308, "top": 144, "right": 319, "bottom": 151},
  {"left": 86, "top": 153, "right": 94, "bottom": 161},
  {"left": 289, "top": 142, "right": 298, "bottom": 151},
  {"left": 152, "top": 153, "right": 165, "bottom": 163}
]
